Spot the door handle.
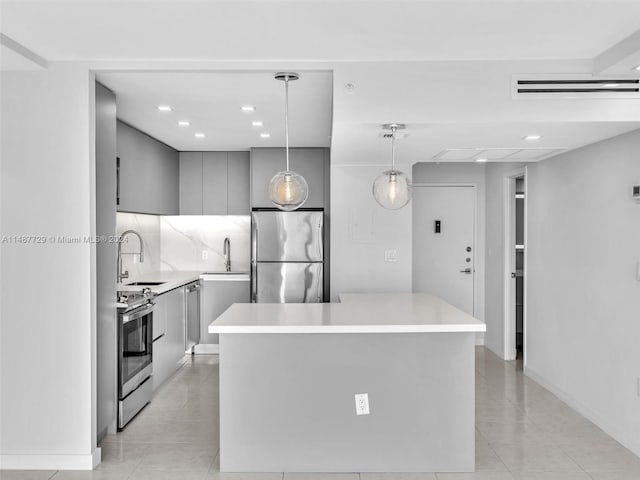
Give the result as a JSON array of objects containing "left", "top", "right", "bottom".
[
  {"left": 459, "top": 268, "right": 472, "bottom": 274},
  {"left": 511, "top": 272, "right": 517, "bottom": 278}
]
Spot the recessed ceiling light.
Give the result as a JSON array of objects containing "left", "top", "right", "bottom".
[
  {"left": 475, "top": 158, "right": 488, "bottom": 163},
  {"left": 260, "top": 133, "right": 271, "bottom": 138},
  {"left": 178, "top": 120, "right": 190, "bottom": 127},
  {"left": 194, "top": 132, "right": 206, "bottom": 138},
  {"left": 523, "top": 134, "right": 542, "bottom": 141},
  {"left": 634, "top": 65, "right": 640, "bottom": 71},
  {"left": 252, "top": 121, "right": 263, "bottom": 127},
  {"left": 157, "top": 105, "right": 172, "bottom": 112},
  {"left": 241, "top": 105, "right": 256, "bottom": 112}
]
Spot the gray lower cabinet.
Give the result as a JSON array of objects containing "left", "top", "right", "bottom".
[
  {"left": 200, "top": 280, "right": 250, "bottom": 346},
  {"left": 117, "top": 121, "right": 179, "bottom": 215},
  {"left": 250, "top": 148, "right": 328, "bottom": 209},
  {"left": 152, "top": 287, "right": 186, "bottom": 391},
  {"left": 179, "top": 151, "right": 250, "bottom": 215}
]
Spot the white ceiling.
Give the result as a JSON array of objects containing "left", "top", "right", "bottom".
[
  {"left": 97, "top": 71, "right": 333, "bottom": 151},
  {"left": 3, "top": 0, "right": 640, "bottom": 162},
  {"left": 3, "top": 1, "right": 640, "bottom": 62},
  {"left": 330, "top": 121, "right": 640, "bottom": 166}
]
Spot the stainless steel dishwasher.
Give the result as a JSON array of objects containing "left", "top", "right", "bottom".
[{"left": 185, "top": 280, "right": 201, "bottom": 352}]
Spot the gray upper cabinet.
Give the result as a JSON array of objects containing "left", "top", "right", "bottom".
[
  {"left": 203, "top": 152, "right": 228, "bottom": 215},
  {"left": 251, "top": 148, "right": 327, "bottom": 209},
  {"left": 179, "top": 152, "right": 203, "bottom": 215},
  {"left": 117, "top": 121, "right": 179, "bottom": 215},
  {"left": 179, "top": 151, "right": 250, "bottom": 215},
  {"left": 227, "top": 152, "right": 251, "bottom": 215}
]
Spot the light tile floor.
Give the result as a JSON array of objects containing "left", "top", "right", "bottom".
[{"left": 2, "top": 348, "right": 640, "bottom": 480}]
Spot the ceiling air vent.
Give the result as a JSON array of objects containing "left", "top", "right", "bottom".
[
  {"left": 433, "top": 147, "right": 567, "bottom": 163},
  {"left": 512, "top": 75, "right": 640, "bottom": 99}
]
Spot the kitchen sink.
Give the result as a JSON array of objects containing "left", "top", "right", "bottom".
[{"left": 124, "top": 281, "right": 166, "bottom": 286}]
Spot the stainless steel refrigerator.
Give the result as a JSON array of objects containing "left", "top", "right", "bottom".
[{"left": 251, "top": 211, "right": 323, "bottom": 303}]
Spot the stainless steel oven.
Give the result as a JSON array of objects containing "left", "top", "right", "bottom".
[{"left": 118, "top": 292, "right": 154, "bottom": 429}]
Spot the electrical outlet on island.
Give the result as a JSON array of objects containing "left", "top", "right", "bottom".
[{"left": 355, "top": 393, "right": 370, "bottom": 415}]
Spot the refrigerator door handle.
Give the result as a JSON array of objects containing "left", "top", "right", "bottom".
[
  {"left": 251, "top": 220, "right": 258, "bottom": 302},
  {"left": 251, "top": 263, "right": 257, "bottom": 303},
  {"left": 317, "top": 220, "right": 323, "bottom": 260}
]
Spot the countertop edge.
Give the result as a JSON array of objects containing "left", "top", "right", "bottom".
[
  {"left": 209, "top": 325, "right": 487, "bottom": 334},
  {"left": 117, "top": 271, "right": 250, "bottom": 295}
]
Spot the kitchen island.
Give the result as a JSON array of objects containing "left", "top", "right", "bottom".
[{"left": 209, "top": 293, "right": 486, "bottom": 473}]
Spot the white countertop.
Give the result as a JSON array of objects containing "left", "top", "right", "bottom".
[
  {"left": 117, "top": 270, "right": 249, "bottom": 296},
  {"left": 209, "top": 293, "right": 486, "bottom": 334}
]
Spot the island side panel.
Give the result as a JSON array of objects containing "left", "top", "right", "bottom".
[{"left": 219, "top": 332, "right": 475, "bottom": 472}]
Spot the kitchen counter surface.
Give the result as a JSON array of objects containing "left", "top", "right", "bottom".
[
  {"left": 117, "top": 270, "right": 249, "bottom": 296},
  {"left": 209, "top": 292, "right": 485, "bottom": 334}
]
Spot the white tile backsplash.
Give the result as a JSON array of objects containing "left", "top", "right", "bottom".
[
  {"left": 160, "top": 215, "right": 250, "bottom": 272},
  {"left": 115, "top": 213, "right": 251, "bottom": 281},
  {"left": 116, "top": 212, "right": 161, "bottom": 279}
]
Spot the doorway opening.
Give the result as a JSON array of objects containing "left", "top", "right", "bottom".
[
  {"left": 504, "top": 169, "right": 527, "bottom": 363},
  {"left": 514, "top": 176, "right": 525, "bottom": 359}
]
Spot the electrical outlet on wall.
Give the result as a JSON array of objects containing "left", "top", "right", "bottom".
[
  {"left": 355, "top": 393, "right": 370, "bottom": 415},
  {"left": 202, "top": 250, "right": 209, "bottom": 260}
]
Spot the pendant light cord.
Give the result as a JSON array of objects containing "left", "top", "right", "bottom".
[
  {"left": 285, "top": 75, "right": 290, "bottom": 172},
  {"left": 391, "top": 125, "right": 396, "bottom": 172}
]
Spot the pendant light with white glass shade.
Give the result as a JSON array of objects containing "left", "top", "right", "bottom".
[
  {"left": 372, "top": 124, "right": 411, "bottom": 209},
  {"left": 269, "top": 72, "right": 309, "bottom": 211}
]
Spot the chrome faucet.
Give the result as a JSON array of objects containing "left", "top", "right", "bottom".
[
  {"left": 117, "top": 229, "right": 144, "bottom": 283},
  {"left": 223, "top": 237, "right": 231, "bottom": 272}
]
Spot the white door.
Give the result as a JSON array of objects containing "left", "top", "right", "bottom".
[{"left": 412, "top": 186, "right": 475, "bottom": 315}]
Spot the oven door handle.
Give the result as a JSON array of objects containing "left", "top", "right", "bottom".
[{"left": 122, "top": 303, "right": 154, "bottom": 324}]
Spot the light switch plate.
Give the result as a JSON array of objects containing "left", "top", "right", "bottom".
[
  {"left": 355, "top": 393, "right": 370, "bottom": 415},
  {"left": 384, "top": 249, "right": 398, "bottom": 262}
]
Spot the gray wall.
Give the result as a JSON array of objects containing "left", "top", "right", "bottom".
[
  {"left": 330, "top": 164, "right": 413, "bottom": 302},
  {"left": 1, "top": 65, "right": 97, "bottom": 468},
  {"left": 524, "top": 129, "right": 640, "bottom": 456},
  {"left": 95, "top": 83, "right": 117, "bottom": 441},
  {"left": 484, "top": 162, "right": 525, "bottom": 356}
]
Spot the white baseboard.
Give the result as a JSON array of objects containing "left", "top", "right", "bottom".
[
  {"left": 193, "top": 343, "right": 219, "bottom": 354},
  {"left": 525, "top": 366, "right": 640, "bottom": 458},
  {"left": 1, "top": 447, "right": 101, "bottom": 470}
]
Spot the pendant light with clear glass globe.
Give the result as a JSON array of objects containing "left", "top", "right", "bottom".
[
  {"left": 372, "top": 124, "right": 411, "bottom": 209},
  {"left": 269, "top": 72, "right": 309, "bottom": 211}
]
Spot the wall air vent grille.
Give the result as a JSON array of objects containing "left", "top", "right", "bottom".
[{"left": 512, "top": 75, "right": 640, "bottom": 99}]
